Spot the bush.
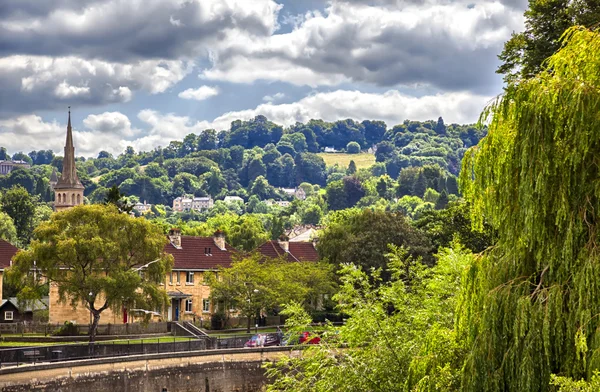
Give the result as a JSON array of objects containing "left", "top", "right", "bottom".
[
  {"left": 346, "top": 142, "right": 361, "bottom": 154},
  {"left": 52, "top": 321, "right": 79, "bottom": 336},
  {"left": 211, "top": 312, "right": 226, "bottom": 330}
]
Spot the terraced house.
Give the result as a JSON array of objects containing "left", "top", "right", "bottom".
[{"left": 162, "top": 229, "right": 235, "bottom": 322}]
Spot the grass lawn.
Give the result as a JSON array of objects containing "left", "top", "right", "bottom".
[{"left": 317, "top": 152, "right": 375, "bottom": 169}]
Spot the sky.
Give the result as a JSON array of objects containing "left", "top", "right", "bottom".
[{"left": 0, "top": 0, "right": 527, "bottom": 158}]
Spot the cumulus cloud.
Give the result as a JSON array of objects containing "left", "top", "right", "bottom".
[
  {"left": 0, "top": 56, "right": 193, "bottom": 117},
  {"left": 0, "top": 89, "right": 492, "bottom": 157},
  {"left": 202, "top": 1, "right": 524, "bottom": 93},
  {"left": 0, "top": 114, "right": 131, "bottom": 157},
  {"left": 0, "top": 0, "right": 281, "bottom": 116},
  {"left": 262, "top": 92, "right": 286, "bottom": 102},
  {"left": 178, "top": 86, "right": 220, "bottom": 101},
  {"left": 211, "top": 89, "right": 491, "bottom": 128},
  {"left": 0, "top": 0, "right": 282, "bottom": 61},
  {"left": 83, "top": 112, "right": 140, "bottom": 138}
]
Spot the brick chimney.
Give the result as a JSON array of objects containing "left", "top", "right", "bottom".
[
  {"left": 213, "top": 230, "right": 226, "bottom": 251},
  {"left": 169, "top": 228, "right": 182, "bottom": 249},
  {"left": 277, "top": 235, "right": 289, "bottom": 253}
]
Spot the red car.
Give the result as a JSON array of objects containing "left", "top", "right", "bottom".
[{"left": 299, "top": 331, "right": 320, "bottom": 345}]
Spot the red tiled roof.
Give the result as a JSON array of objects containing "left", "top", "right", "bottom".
[
  {"left": 256, "top": 241, "right": 319, "bottom": 262},
  {"left": 163, "top": 236, "right": 236, "bottom": 270},
  {"left": 0, "top": 239, "right": 18, "bottom": 270},
  {"left": 289, "top": 242, "right": 319, "bottom": 262}
]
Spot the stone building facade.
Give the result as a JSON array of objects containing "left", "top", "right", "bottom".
[{"left": 48, "top": 230, "right": 236, "bottom": 325}]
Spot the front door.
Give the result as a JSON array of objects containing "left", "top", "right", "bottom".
[{"left": 173, "top": 299, "right": 180, "bottom": 321}]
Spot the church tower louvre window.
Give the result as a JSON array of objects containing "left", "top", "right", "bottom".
[{"left": 53, "top": 108, "right": 85, "bottom": 212}]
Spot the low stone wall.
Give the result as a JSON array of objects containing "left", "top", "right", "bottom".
[{"left": 0, "top": 347, "right": 295, "bottom": 392}]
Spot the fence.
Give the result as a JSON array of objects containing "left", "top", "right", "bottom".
[
  {"left": 0, "top": 334, "right": 264, "bottom": 369},
  {"left": 0, "top": 322, "right": 169, "bottom": 336}
]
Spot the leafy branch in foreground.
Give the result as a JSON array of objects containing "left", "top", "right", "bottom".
[
  {"left": 459, "top": 27, "right": 600, "bottom": 391},
  {"left": 265, "top": 243, "right": 474, "bottom": 392}
]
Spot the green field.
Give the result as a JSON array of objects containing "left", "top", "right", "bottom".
[{"left": 317, "top": 153, "right": 375, "bottom": 169}]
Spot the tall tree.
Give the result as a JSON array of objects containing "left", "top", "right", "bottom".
[
  {"left": 208, "top": 254, "right": 335, "bottom": 333},
  {"left": 1, "top": 186, "right": 37, "bottom": 245},
  {"left": 8, "top": 205, "right": 173, "bottom": 342},
  {"left": 318, "top": 209, "right": 432, "bottom": 281},
  {"left": 104, "top": 185, "right": 133, "bottom": 213},
  {"left": 460, "top": 27, "right": 600, "bottom": 390},
  {"left": 497, "top": 0, "right": 600, "bottom": 83}
]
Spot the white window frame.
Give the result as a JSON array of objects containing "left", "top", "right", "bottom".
[
  {"left": 202, "top": 299, "right": 210, "bottom": 313},
  {"left": 185, "top": 299, "right": 193, "bottom": 313},
  {"left": 5, "top": 311, "right": 13, "bottom": 321},
  {"left": 186, "top": 271, "right": 194, "bottom": 285}
]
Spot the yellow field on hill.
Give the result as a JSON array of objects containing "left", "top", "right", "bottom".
[{"left": 317, "top": 152, "right": 376, "bottom": 169}]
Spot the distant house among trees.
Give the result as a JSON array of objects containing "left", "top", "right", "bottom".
[
  {"left": 172, "top": 196, "right": 214, "bottom": 212},
  {"left": 256, "top": 236, "right": 319, "bottom": 262},
  {"left": 0, "top": 160, "right": 30, "bottom": 175},
  {"left": 0, "top": 297, "right": 48, "bottom": 323},
  {"left": 224, "top": 196, "right": 244, "bottom": 204}
]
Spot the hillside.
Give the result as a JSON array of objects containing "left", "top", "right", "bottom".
[{"left": 317, "top": 153, "right": 375, "bottom": 169}]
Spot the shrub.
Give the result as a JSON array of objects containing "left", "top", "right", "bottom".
[
  {"left": 346, "top": 142, "right": 361, "bottom": 154},
  {"left": 52, "top": 321, "right": 79, "bottom": 336}
]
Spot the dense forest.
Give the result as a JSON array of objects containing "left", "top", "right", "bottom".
[{"left": 0, "top": 117, "right": 484, "bottom": 247}]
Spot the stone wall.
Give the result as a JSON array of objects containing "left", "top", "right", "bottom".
[{"left": 0, "top": 347, "right": 294, "bottom": 392}]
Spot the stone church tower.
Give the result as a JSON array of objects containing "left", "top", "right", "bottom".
[{"left": 54, "top": 109, "right": 85, "bottom": 211}]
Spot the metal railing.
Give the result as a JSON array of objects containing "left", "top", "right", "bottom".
[{"left": 0, "top": 334, "right": 263, "bottom": 369}]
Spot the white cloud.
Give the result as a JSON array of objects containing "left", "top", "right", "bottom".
[
  {"left": 0, "top": 114, "right": 130, "bottom": 157},
  {"left": 178, "top": 85, "right": 220, "bottom": 101},
  {"left": 262, "top": 92, "right": 286, "bottom": 102},
  {"left": 211, "top": 89, "right": 491, "bottom": 128},
  {"left": 0, "top": 89, "right": 493, "bottom": 156},
  {"left": 54, "top": 81, "right": 90, "bottom": 98},
  {"left": 83, "top": 112, "right": 140, "bottom": 138},
  {"left": 202, "top": 1, "right": 524, "bottom": 93},
  {"left": 0, "top": 55, "right": 193, "bottom": 116}
]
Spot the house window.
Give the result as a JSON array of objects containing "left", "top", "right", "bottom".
[
  {"left": 169, "top": 272, "right": 173, "bottom": 284},
  {"left": 185, "top": 299, "right": 193, "bottom": 313},
  {"left": 5, "top": 311, "right": 13, "bottom": 321},
  {"left": 203, "top": 299, "right": 210, "bottom": 313},
  {"left": 186, "top": 271, "right": 194, "bottom": 284},
  {"left": 172, "top": 271, "right": 180, "bottom": 284}
]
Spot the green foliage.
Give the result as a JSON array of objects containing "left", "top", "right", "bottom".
[
  {"left": 551, "top": 373, "right": 600, "bottom": 392},
  {"left": 1, "top": 185, "right": 37, "bottom": 245},
  {"left": 53, "top": 321, "right": 79, "bottom": 336},
  {"left": 459, "top": 27, "right": 600, "bottom": 390},
  {"left": 8, "top": 204, "right": 173, "bottom": 341},
  {"left": 208, "top": 254, "right": 336, "bottom": 332},
  {"left": 266, "top": 243, "right": 474, "bottom": 392},
  {"left": 497, "top": 1, "right": 600, "bottom": 83},
  {"left": 318, "top": 209, "right": 432, "bottom": 281},
  {"left": 0, "top": 209, "right": 17, "bottom": 245},
  {"left": 413, "top": 201, "right": 494, "bottom": 253},
  {"left": 104, "top": 185, "right": 133, "bottom": 213},
  {"left": 346, "top": 141, "right": 361, "bottom": 154}
]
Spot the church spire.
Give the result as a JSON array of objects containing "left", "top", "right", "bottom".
[{"left": 55, "top": 108, "right": 83, "bottom": 190}]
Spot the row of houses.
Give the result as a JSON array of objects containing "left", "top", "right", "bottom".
[
  {"left": 171, "top": 189, "right": 306, "bottom": 213},
  {"left": 0, "top": 230, "right": 319, "bottom": 325}
]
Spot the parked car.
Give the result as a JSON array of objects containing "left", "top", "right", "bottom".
[
  {"left": 244, "top": 333, "right": 281, "bottom": 348},
  {"left": 282, "top": 331, "right": 321, "bottom": 345}
]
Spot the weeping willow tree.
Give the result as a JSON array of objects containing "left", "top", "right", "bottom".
[{"left": 459, "top": 27, "right": 600, "bottom": 391}]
